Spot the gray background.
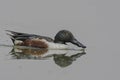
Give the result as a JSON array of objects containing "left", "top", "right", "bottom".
[{"left": 0, "top": 0, "right": 119, "bottom": 80}]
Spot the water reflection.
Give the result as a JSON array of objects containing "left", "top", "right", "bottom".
[
  {"left": 10, "top": 47, "right": 86, "bottom": 67},
  {"left": 10, "top": 48, "right": 49, "bottom": 59},
  {"left": 53, "top": 52, "right": 86, "bottom": 67}
]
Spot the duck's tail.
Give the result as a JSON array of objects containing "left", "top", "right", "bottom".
[
  {"left": 5, "top": 30, "right": 25, "bottom": 36},
  {"left": 6, "top": 30, "right": 30, "bottom": 44},
  {"left": 6, "top": 30, "right": 16, "bottom": 44}
]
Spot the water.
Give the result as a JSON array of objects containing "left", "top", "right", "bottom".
[
  {"left": 0, "top": 45, "right": 87, "bottom": 79},
  {"left": 0, "top": 30, "right": 119, "bottom": 80},
  {"left": 0, "top": 0, "right": 120, "bottom": 80}
]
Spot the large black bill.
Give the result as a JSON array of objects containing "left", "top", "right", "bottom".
[{"left": 71, "top": 39, "right": 86, "bottom": 48}]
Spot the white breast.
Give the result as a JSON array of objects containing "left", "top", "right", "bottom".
[
  {"left": 41, "top": 39, "right": 69, "bottom": 49},
  {"left": 47, "top": 42, "right": 69, "bottom": 49}
]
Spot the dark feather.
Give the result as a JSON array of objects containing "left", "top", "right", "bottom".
[{"left": 6, "top": 30, "right": 54, "bottom": 43}]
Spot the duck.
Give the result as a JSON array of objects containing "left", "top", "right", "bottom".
[{"left": 6, "top": 30, "right": 86, "bottom": 49}]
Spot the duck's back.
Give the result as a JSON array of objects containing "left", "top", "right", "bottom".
[{"left": 6, "top": 30, "right": 54, "bottom": 48}]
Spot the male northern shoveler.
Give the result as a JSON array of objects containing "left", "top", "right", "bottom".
[{"left": 6, "top": 30, "right": 86, "bottom": 49}]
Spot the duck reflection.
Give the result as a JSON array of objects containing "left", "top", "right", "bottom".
[
  {"left": 10, "top": 47, "right": 48, "bottom": 59},
  {"left": 10, "top": 47, "right": 86, "bottom": 67},
  {"left": 53, "top": 52, "right": 86, "bottom": 67}
]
